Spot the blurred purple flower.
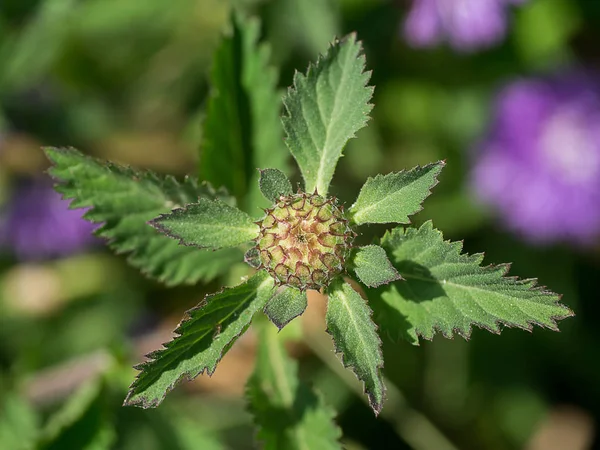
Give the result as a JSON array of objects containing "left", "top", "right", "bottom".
[
  {"left": 403, "top": 0, "right": 527, "bottom": 52},
  {"left": 0, "top": 179, "right": 98, "bottom": 260},
  {"left": 472, "top": 73, "right": 600, "bottom": 245}
]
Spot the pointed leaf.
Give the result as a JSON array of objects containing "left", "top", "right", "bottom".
[
  {"left": 282, "top": 33, "right": 373, "bottom": 196},
  {"left": 352, "top": 245, "right": 401, "bottom": 288},
  {"left": 247, "top": 323, "right": 342, "bottom": 450},
  {"left": 259, "top": 168, "right": 293, "bottom": 203},
  {"left": 151, "top": 198, "right": 259, "bottom": 250},
  {"left": 264, "top": 286, "right": 307, "bottom": 330},
  {"left": 349, "top": 162, "right": 445, "bottom": 225},
  {"left": 199, "top": 14, "right": 288, "bottom": 213},
  {"left": 373, "top": 221, "right": 574, "bottom": 345},
  {"left": 326, "top": 279, "right": 385, "bottom": 415},
  {"left": 45, "top": 147, "right": 241, "bottom": 286},
  {"left": 125, "top": 271, "right": 274, "bottom": 408}
]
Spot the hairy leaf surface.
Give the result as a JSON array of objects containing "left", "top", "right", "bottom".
[
  {"left": 349, "top": 162, "right": 444, "bottom": 225},
  {"left": 282, "top": 33, "right": 373, "bottom": 196},
  {"left": 247, "top": 323, "right": 341, "bottom": 449},
  {"left": 326, "top": 279, "right": 385, "bottom": 415},
  {"left": 373, "top": 222, "right": 574, "bottom": 345},
  {"left": 199, "top": 14, "right": 288, "bottom": 214},
  {"left": 259, "top": 168, "right": 293, "bottom": 203},
  {"left": 352, "top": 245, "right": 401, "bottom": 288},
  {"left": 125, "top": 271, "right": 274, "bottom": 408},
  {"left": 46, "top": 147, "right": 241, "bottom": 286},
  {"left": 264, "top": 286, "right": 307, "bottom": 330},
  {"left": 151, "top": 198, "right": 259, "bottom": 250}
]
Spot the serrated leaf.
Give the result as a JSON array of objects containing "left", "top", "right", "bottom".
[
  {"left": 199, "top": 14, "right": 288, "bottom": 214},
  {"left": 39, "top": 379, "right": 115, "bottom": 450},
  {"left": 259, "top": 168, "right": 293, "bottom": 203},
  {"left": 45, "top": 147, "right": 241, "bottom": 286},
  {"left": 247, "top": 323, "right": 342, "bottom": 450},
  {"left": 326, "top": 279, "right": 385, "bottom": 415},
  {"left": 349, "top": 162, "right": 445, "bottom": 225},
  {"left": 282, "top": 33, "right": 373, "bottom": 196},
  {"left": 125, "top": 271, "right": 274, "bottom": 408},
  {"left": 352, "top": 245, "right": 401, "bottom": 288},
  {"left": 373, "top": 221, "right": 574, "bottom": 345},
  {"left": 151, "top": 198, "right": 259, "bottom": 250},
  {"left": 264, "top": 286, "right": 307, "bottom": 330}
]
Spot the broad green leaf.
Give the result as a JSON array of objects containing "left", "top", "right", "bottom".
[
  {"left": 352, "top": 245, "right": 401, "bottom": 288},
  {"left": 247, "top": 323, "right": 342, "bottom": 450},
  {"left": 199, "top": 14, "right": 288, "bottom": 214},
  {"left": 349, "top": 162, "right": 445, "bottom": 225},
  {"left": 259, "top": 168, "right": 293, "bottom": 203},
  {"left": 326, "top": 279, "right": 385, "bottom": 415},
  {"left": 125, "top": 271, "right": 274, "bottom": 408},
  {"left": 45, "top": 147, "right": 241, "bottom": 286},
  {"left": 282, "top": 33, "right": 373, "bottom": 196},
  {"left": 264, "top": 286, "right": 307, "bottom": 330},
  {"left": 151, "top": 198, "right": 259, "bottom": 250},
  {"left": 39, "top": 379, "right": 115, "bottom": 450},
  {"left": 0, "top": 394, "right": 39, "bottom": 450},
  {"left": 374, "top": 221, "right": 574, "bottom": 345}
]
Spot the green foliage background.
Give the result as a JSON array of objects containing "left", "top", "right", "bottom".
[{"left": 0, "top": 0, "right": 597, "bottom": 449}]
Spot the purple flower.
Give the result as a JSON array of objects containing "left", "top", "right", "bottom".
[
  {"left": 471, "top": 72, "right": 600, "bottom": 245},
  {"left": 0, "top": 179, "right": 98, "bottom": 260},
  {"left": 403, "top": 0, "right": 527, "bottom": 52}
]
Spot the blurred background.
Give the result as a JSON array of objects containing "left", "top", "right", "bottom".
[{"left": 0, "top": 0, "right": 599, "bottom": 449}]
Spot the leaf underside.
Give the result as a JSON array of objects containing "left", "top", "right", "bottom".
[
  {"left": 264, "top": 286, "right": 308, "bottom": 330},
  {"left": 124, "top": 271, "right": 274, "bottom": 408},
  {"left": 151, "top": 198, "right": 259, "bottom": 250},
  {"left": 247, "top": 324, "right": 342, "bottom": 450},
  {"left": 349, "top": 161, "right": 445, "bottom": 225},
  {"left": 352, "top": 245, "right": 401, "bottom": 288},
  {"left": 326, "top": 279, "right": 385, "bottom": 415},
  {"left": 45, "top": 147, "right": 242, "bottom": 286},
  {"left": 282, "top": 33, "right": 373, "bottom": 197},
  {"left": 199, "top": 13, "right": 288, "bottom": 214},
  {"left": 372, "top": 221, "right": 574, "bottom": 345}
]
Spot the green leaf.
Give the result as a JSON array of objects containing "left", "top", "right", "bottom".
[
  {"left": 259, "top": 168, "right": 293, "bottom": 203},
  {"left": 0, "top": 0, "right": 76, "bottom": 93},
  {"left": 0, "top": 394, "right": 39, "bottom": 450},
  {"left": 244, "top": 247, "right": 261, "bottom": 268},
  {"left": 39, "top": 379, "right": 115, "bottom": 450},
  {"left": 352, "top": 245, "right": 401, "bottom": 288},
  {"left": 282, "top": 33, "right": 373, "bottom": 196},
  {"left": 264, "top": 286, "right": 307, "bottom": 330},
  {"left": 151, "top": 198, "right": 259, "bottom": 250},
  {"left": 326, "top": 279, "right": 385, "bottom": 415},
  {"left": 45, "top": 147, "right": 241, "bottom": 286},
  {"left": 349, "top": 162, "right": 445, "bottom": 225},
  {"left": 374, "top": 221, "right": 574, "bottom": 345},
  {"left": 199, "top": 13, "right": 288, "bottom": 214},
  {"left": 247, "top": 323, "right": 342, "bottom": 450},
  {"left": 125, "top": 271, "right": 274, "bottom": 408}
]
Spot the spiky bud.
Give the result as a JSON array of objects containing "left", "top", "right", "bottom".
[{"left": 250, "top": 192, "right": 353, "bottom": 291}]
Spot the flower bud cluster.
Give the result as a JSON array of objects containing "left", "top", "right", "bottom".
[{"left": 253, "top": 192, "right": 354, "bottom": 290}]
